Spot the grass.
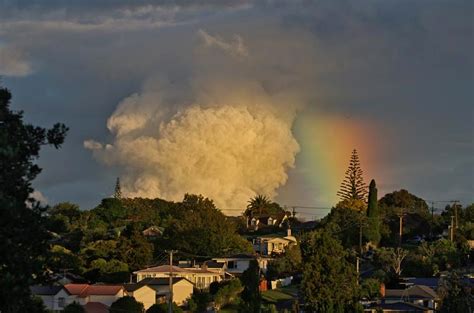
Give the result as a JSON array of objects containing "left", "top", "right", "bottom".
[{"left": 262, "top": 287, "right": 297, "bottom": 303}]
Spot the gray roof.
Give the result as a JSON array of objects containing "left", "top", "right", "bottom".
[
  {"left": 368, "top": 301, "right": 429, "bottom": 312},
  {"left": 30, "top": 285, "right": 65, "bottom": 296},
  {"left": 136, "top": 277, "right": 193, "bottom": 286},
  {"left": 385, "top": 285, "right": 438, "bottom": 300}
]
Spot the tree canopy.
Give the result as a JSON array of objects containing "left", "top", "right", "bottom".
[
  {"left": 0, "top": 85, "right": 68, "bottom": 312},
  {"left": 110, "top": 296, "right": 144, "bottom": 313},
  {"left": 337, "top": 149, "right": 368, "bottom": 202}
]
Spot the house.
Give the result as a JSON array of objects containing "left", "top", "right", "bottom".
[
  {"left": 365, "top": 302, "right": 433, "bottom": 312},
  {"left": 30, "top": 285, "right": 70, "bottom": 312},
  {"left": 383, "top": 285, "right": 439, "bottom": 311},
  {"left": 212, "top": 254, "right": 271, "bottom": 275},
  {"left": 253, "top": 229, "right": 297, "bottom": 256},
  {"left": 123, "top": 284, "right": 156, "bottom": 310},
  {"left": 63, "top": 284, "right": 126, "bottom": 307},
  {"left": 134, "top": 265, "right": 223, "bottom": 289},
  {"left": 248, "top": 212, "right": 290, "bottom": 230},
  {"left": 133, "top": 277, "right": 194, "bottom": 306}
]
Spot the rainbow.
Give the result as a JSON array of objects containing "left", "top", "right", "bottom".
[{"left": 294, "top": 111, "right": 383, "bottom": 210}]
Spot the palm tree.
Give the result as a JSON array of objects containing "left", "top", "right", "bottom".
[{"left": 245, "top": 194, "right": 271, "bottom": 217}]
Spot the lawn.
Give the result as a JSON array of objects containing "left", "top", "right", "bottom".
[{"left": 262, "top": 285, "right": 298, "bottom": 303}]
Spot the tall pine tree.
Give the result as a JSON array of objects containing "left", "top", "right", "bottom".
[
  {"left": 114, "top": 177, "right": 122, "bottom": 200},
  {"left": 365, "top": 179, "right": 381, "bottom": 245},
  {"left": 337, "top": 149, "right": 368, "bottom": 201}
]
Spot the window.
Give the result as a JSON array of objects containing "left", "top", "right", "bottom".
[
  {"left": 228, "top": 261, "right": 235, "bottom": 269},
  {"left": 58, "top": 297, "right": 65, "bottom": 308}
]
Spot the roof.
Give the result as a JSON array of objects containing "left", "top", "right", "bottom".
[
  {"left": 83, "top": 302, "right": 109, "bottom": 313},
  {"left": 134, "top": 265, "right": 187, "bottom": 274},
  {"left": 30, "top": 285, "right": 66, "bottom": 296},
  {"left": 64, "top": 284, "right": 124, "bottom": 297},
  {"left": 136, "top": 277, "right": 193, "bottom": 286},
  {"left": 385, "top": 285, "right": 438, "bottom": 300},
  {"left": 368, "top": 301, "right": 429, "bottom": 312},
  {"left": 204, "top": 261, "right": 225, "bottom": 268}
]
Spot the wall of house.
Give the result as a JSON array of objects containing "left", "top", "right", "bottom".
[
  {"left": 172, "top": 281, "right": 194, "bottom": 305},
  {"left": 52, "top": 289, "right": 71, "bottom": 311},
  {"left": 129, "top": 286, "right": 156, "bottom": 310}
]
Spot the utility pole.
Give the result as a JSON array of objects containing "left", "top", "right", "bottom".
[
  {"left": 397, "top": 208, "right": 405, "bottom": 247},
  {"left": 166, "top": 250, "right": 177, "bottom": 313},
  {"left": 452, "top": 200, "right": 459, "bottom": 229},
  {"left": 450, "top": 216, "right": 455, "bottom": 242}
]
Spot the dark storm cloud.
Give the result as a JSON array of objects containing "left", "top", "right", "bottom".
[{"left": 1, "top": 0, "right": 472, "bottom": 209}]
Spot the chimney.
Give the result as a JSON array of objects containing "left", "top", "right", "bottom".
[
  {"left": 287, "top": 227, "right": 292, "bottom": 237},
  {"left": 380, "top": 283, "right": 385, "bottom": 298}
]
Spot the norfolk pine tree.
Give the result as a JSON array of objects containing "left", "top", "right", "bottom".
[{"left": 337, "top": 149, "right": 368, "bottom": 201}]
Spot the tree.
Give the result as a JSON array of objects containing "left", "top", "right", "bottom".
[
  {"left": 337, "top": 149, "right": 368, "bottom": 201},
  {"left": 239, "top": 260, "right": 261, "bottom": 313},
  {"left": 213, "top": 279, "right": 243, "bottom": 310},
  {"left": 146, "top": 303, "right": 182, "bottom": 313},
  {"left": 266, "top": 245, "right": 302, "bottom": 280},
  {"left": 438, "top": 271, "right": 474, "bottom": 312},
  {"left": 114, "top": 177, "right": 122, "bottom": 200},
  {"left": 300, "top": 230, "right": 360, "bottom": 312},
  {"left": 63, "top": 302, "right": 85, "bottom": 313},
  {"left": 245, "top": 194, "right": 272, "bottom": 217},
  {"left": 110, "top": 296, "right": 144, "bottom": 313},
  {"left": 366, "top": 179, "right": 381, "bottom": 245},
  {"left": 118, "top": 225, "right": 154, "bottom": 271},
  {"left": 0, "top": 85, "right": 68, "bottom": 312},
  {"left": 162, "top": 194, "right": 252, "bottom": 257},
  {"left": 374, "top": 247, "right": 408, "bottom": 279}
]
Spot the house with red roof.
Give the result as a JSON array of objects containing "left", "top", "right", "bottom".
[{"left": 63, "top": 284, "right": 126, "bottom": 307}]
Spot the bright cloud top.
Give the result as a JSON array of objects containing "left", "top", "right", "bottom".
[{"left": 85, "top": 78, "right": 300, "bottom": 213}]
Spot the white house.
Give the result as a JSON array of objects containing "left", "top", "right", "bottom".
[
  {"left": 31, "top": 285, "right": 70, "bottom": 312},
  {"left": 253, "top": 229, "right": 297, "bottom": 256},
  {"left": 134, "top": 265, "right": 223, "bottom": 289},
  {"left": 212, "top": 254, "right": 271, "bottom": 275}
]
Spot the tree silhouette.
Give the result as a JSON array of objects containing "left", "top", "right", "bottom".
[
  {"left": 337, "top": 149, "right": 368, "bottom": 202},
  {"left": 114, "top": 177, "right": 122, "bottom": 200},
  {"left": 0, "top": 85, "right": 68, "bottom": 312},
  {"left": 366, "top": 179, "right": 381, "bottom": 245},
  {"left": 245, "top": 194, "right": 271, "bottom": 217}
]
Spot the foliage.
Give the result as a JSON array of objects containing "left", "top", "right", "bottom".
[
  {"left": 146, "top": 303, "right": 183, "bottom": 313},
  {"left": 245, "top": 195, "right": 285, "bottom": 217},
  {"left": 47, "top": 245, "right": 82, "bottom": 274},
  {"left": 320, "top": 203, "right": 366, "bottom": 249},
  {"left": 214, "top": 279, "right": 243, "bottom": 310},
  {"left": 188, "top": 291, "right": 212, "bottom": 313},
  {"left": 63, "top": 302, "right": 85, "bottom": 313},
  {"left": 239, "top": 260, "right": 261, "bottom": 313},
  {"left": 373, "top": 247, "right": 408, "bottom": 279},
  {"left": 266, "top": 245, "right": 302, "bottom": 280},
  {"left": 300, "top": 229, "right": 360, "bottom": 312},
  {"left": 438, "top": 271, "right": 474, "bottom": 313},
  {"left": 114, "top": 177, "right": 122, "bottom": 200},
  {"left": 378, "top": 189, "right": 429, "bottom": 216},
  {"left": 360, "top": 278, "right": 381, "bottom": 300},
  {"left": 162, "top": 194, "right": 252, "bottom": 257},
  {"left": 117, "top": 224, "right": 154, "bottom": 271},
  {"left": 366, "top": 179, "right": 381, "bottom": 245},
  {"left": 337, "top": 149, "right": 368, "bottom": 201},
  {"left": 110, "top": 296, "right": 144, "bottom": 313},
  {"left": 0, "top": 85, "right": 67, "bottom": 313}
]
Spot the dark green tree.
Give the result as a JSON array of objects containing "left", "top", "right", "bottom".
[
  {"left": 239, "top": 260, "right": 261, "bottom": 313},
  {"left": 301, "top": 229, "right": 360, "bottom": 312},
  {"left": 63, "top": 302, "right": 85, "bottom": 313},
  {"left": 110, "top": 296, "right": 144, "bottom": 313},
  {"left": 162, "top": 194, "right": 252, "bottom": 257},
  {"left": 0, "top": 85, "right": 68, "bottom": 312},
  {"left": 337, "top": 149, "right": 368, "bottom": 201},
  {"left": 114, "top": 177, "right": 122, "bottom": 200},
  {"left": 245, "top": 194, "right": 272, "bottom": 217},
  {"left": 118, "top": 224, "right": 154, "bottom": 271},
  {"left": 146, "top": 303, "right": 182, "bottom": 313},
  {"left": 439, "top": 272, "right": 474, "bottom": 313},
  {"left": 366, "top": 179, "right": 381, "bottom": 245}
]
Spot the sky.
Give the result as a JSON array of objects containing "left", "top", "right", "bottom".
[{"left": 1, "top": 0, "right": 472, "bottom": 218}]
